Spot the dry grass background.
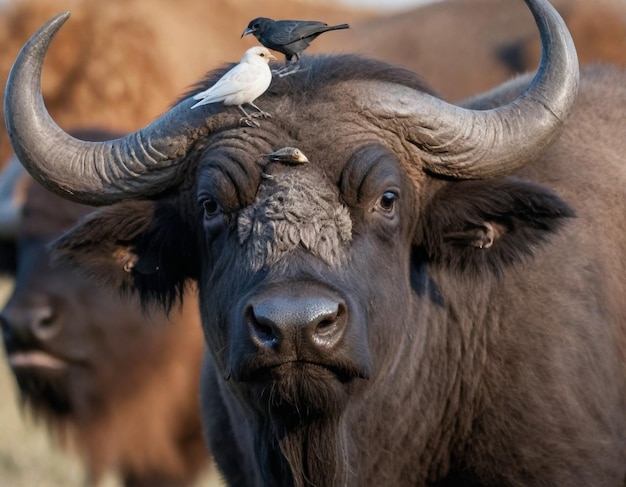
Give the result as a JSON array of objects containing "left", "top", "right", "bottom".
[{"left": 0, "top": 277, "right": 223, "bottom": 487}]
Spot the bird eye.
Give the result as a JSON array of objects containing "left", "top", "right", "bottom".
[
  {"left": 253, "top": 23, "right": 260, "bottom": 29},
  {"left": 260, "top": 52, "right": 265, "bottom": 57}
]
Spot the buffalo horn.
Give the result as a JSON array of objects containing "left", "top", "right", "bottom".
[
  {"left": 372, "top": 0, "right": 579, "bottom": 179},
  {"left": 3, "top": 12, "right": 227, "bottom": 205}
]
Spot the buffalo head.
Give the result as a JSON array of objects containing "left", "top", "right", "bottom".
[{"left": 6, "top": 0, "right": 623, "bottom": 486}]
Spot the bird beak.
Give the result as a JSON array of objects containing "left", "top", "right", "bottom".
[
  {"left": 268, "top": 53, "right": 278, "bottom": 61},
  {"left": 241, "top": 27, "right": 254, "bottom": 38}
]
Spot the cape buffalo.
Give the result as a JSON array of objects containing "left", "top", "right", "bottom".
[
  {"left": 0, "top": 142, "right": 211, "bottom": 486},
  {"left": 4, "top": 0, "right": 626, "bottom": 485}
]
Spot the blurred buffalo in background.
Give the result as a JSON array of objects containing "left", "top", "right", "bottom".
[
  {"left": 0, "top": 130, "right": 211, "bottom": 487},
  {"left": 317, "top": 0, "right": 626, "bottom": 101}
]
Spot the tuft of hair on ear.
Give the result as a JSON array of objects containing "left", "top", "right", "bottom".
[
  {"left": 130, "top": 201, "right": 200, "bottom": 314},
  {"left": 51, "top": 199, "right": 199, "bottom": 314},
  {"left": 50, "top": 201, "right": 155, "bottom": 295},
  {"left": 420, "top": 178, "right": 576, "bottom": 278}
]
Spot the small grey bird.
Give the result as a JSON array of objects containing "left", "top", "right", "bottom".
[
  {"left": 266, "top": 147, "right": 309, "bottom": 165},
  {"left": 191, "top": 46, "right": 276, "bottom": 126},
  {"left": 242, "top": 18, "right": 349, "bottom": 75}
]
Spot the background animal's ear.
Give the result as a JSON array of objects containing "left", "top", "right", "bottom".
[
  {"left": 52, "top": 200, "right": 199, "bottom": 311},
  {"left": 419, "top": 178, "right": 575, "bottom": 277}
]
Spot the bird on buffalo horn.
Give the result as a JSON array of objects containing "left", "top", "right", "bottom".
[
  {"left": 242, "top": 17, "right": 350, "bottom": 76},
  {"left": 190, "top": 46, "right": 276, "bottom": 127}
]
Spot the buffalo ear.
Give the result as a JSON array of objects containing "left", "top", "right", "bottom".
[
  {"left": 420, "top": 178, "right": 575, "bottom": 277},
  {"left": 52, "top": 199, "right": 199, "bottom": 311}
]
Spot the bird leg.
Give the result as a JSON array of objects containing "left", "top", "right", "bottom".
[
  {"left": 278, "top": 65, "right": 305, "bottom": 77},
  {"left": 248, "top": 102, "right": 272, "bottom": 119},
  {"left": 237, "top": 104, "right": 271, "bottom": 127},
  {"left": 271, "top": 64, "right": 292, "bottom": 75},
  {"left": 274, "top": 61, "right": 305, "bottom": 78},
  {"left": 240, "top": 118, "right": 260, "bottom": 128},
  {"left": 237, "top": 105, "right": 260, "bottom": 127}
]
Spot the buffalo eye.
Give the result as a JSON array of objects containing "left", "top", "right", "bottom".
[
  {"left": 377, "top": 191, "right": 397, "bottom": 213},
  {"left": 202, "top": 199, "right": 221, "bottom": 219}
]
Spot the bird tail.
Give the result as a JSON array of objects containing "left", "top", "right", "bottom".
[
  {"left": 327, "top": 23, "right": 350, "bottom": 31},
  {"left": 190, "top": 97, "right": 214, "bottom": 109}
]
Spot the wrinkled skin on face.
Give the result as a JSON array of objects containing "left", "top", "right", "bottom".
[{"left": 193, "top": 123, "right": 424, "bottom": 484}]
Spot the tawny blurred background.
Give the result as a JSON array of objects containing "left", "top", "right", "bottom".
[{"left": 0, "top": 0, "right": 624, "bottom": 485}]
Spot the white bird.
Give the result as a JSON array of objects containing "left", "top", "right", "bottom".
[{"left": 191, "top": 46, "right": 276, "bottom": 126}]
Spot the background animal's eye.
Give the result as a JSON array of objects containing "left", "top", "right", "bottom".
[
  {"left": 378, "top": 191, "right": 397, "bottom": 212},
  {"left": 203, "top": 199, "right": 221, "bottom": 218}
]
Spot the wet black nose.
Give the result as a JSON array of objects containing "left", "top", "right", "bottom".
[
  {"left": 249, "top": 296, "right": 346, "bottom": 352},
  {"left": 232, "top": 286, "right": 371, "bottom": 383},
  {"left": 1, "top": 303, "right": 59, "bottom": 347}
]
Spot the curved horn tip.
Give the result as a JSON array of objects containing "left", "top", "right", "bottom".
[
  {"left": 399, "top": 0, "right": 578, "bottom": 180},
  {"left": 47, "top": 11, "right": 71, "bottom": 28},
  {"left": 18, "top": 12, "right": 72, "bottom": 54},
  {"left": 3, "top": 7, "right": 205, "bottom": 206},
  {"left": 29, "top": 12, "right": 71, "bottom": 40}
]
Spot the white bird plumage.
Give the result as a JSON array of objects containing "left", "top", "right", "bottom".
[{"left": 190, "top": 46, "right": 276, "bottom": 126}]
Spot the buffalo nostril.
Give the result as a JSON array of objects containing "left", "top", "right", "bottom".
[
  {"left": 311, "top": 303, "right": 346, "bottom": 348},
  {"left": 0, "top": 305, "right": 59, "bottom": 343},
  {"left": 249, "top": 297, "right": 345, "bottom": 351},
  {"left": 31, "top": 306, "right": 58, "bottom": 340},
  {"left": 249, "top": 311, "right": 281, "bottom": 348}
]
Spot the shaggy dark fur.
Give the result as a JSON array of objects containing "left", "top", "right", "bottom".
[
  {"left": 40, "top": 58, "right": 626, "bottom": 487},
  {"left": 421, "top": 178, "right": 576, "bottom": 278},
  {"left": 182, "top": 54, "right": 437, "bottom": 106},
  {"left": 53, "top": 198, "right": 198, "bottom": 313}
]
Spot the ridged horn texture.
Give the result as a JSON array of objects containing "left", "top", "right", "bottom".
[
  {"left": 3, "top": 12, "right": 228, "bottom": 205},
  {"left": 365, "top": 0, "right": 579, "bottom": 179}
]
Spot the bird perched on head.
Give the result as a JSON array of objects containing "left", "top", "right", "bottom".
[
  {"left": 266, "top": 147, "right": 309, "bottom": 165},
  {"left": 242, "top": 17, "right": 349, "bottom": 75},
  {"left": 191, "top": 46, "right": 276, "bottom": 127}
]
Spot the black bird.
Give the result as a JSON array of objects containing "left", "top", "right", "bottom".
[{"left": 242, "top": 17, "right": 349, "bottom": 75}]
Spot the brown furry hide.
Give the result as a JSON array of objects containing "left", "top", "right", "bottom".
[{"left": 316, "top": 0, "right": 626, "bottom": 101}]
